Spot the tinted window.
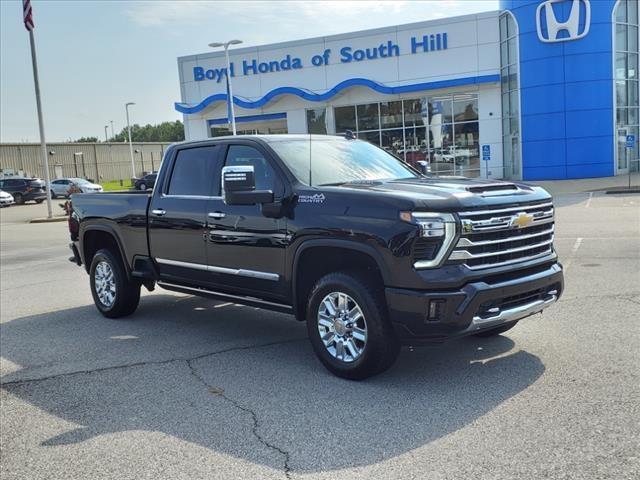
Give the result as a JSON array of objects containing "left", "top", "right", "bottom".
[
  {"left": 168, "top": 146, "right": 219, "bottom": 196},
  {"left": 225, "top": 145, "right": 276, "bottom": 191},
  {"left": 269, "top": 139, "right": 417, "bottom": 186}
]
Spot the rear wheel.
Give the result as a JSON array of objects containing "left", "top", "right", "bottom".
[
  {"left": 473, "top": 321, "right": 518, "bottom": 337},
  {"left": 139, "top": 183, "right": 147, "bottom": 191},
  {"left": 306, "top": 271, "right": 400, "bottom": 380},
  {"left": 13, "top": 193, "right": 23, "bottom": 205},
  {"left": 89, "top": 248, "right": 141, "bottom": 318}
]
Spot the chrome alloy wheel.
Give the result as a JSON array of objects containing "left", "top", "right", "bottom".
[
  {"left": 317, "top": 292, "right": 367, "bottom": 363},
  {"left": 94, "top": 261, "right": 116, "bottom": 308}
]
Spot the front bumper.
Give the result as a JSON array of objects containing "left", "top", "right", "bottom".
[{"left": 386, "top": 262, "right": 563, "bottom": 344}]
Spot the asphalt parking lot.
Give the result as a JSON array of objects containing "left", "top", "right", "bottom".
[{"left": 1, "top": 194, "right": 639, "bottom": 480}]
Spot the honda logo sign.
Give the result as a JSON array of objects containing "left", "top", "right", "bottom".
[{"left": 536, "top": 0, "right": 591, "bottom": 43}]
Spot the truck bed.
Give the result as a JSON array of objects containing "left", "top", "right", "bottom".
[{"left": 71, "top": 191, "right": 152, "bottom": 267}]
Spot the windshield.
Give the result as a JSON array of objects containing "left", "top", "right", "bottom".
[
  {"left": 269, "top": 138, "right": 418, "bottom": 186},
  {"left": 70, "top": 178, "right": 90, "bottom": 185}
]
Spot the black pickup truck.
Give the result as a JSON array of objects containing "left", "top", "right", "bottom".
[{"left": 68, "top": 134, "right": 563, "bottom": 379}]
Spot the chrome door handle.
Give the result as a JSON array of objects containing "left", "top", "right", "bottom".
[
  {"left": 152, "top": 208, "right": 166, "bottom": 216},
  {"left": 208, "top": 211, "right": 226, "bottom": 219}
]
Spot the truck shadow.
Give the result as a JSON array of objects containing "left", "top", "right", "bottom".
[{"left": 1, "top": 294, "right": 545, "bottom": 473}]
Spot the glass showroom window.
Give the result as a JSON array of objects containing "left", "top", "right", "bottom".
[
  {"left": 615, "top": 0, "right": 639, "bottom": 172},
  {"left": 500, "top": 12, "right": 521, "bottom": 179},
  {"left": 333, "top": 94, "right": 480, "bottom": 178},
  {"left": 306, "top": 108, "right": 328, "bottom": 134}
]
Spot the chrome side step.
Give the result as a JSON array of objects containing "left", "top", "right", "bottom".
[{"left": 157, "top": 281, "right": 293, "bottom": 314}]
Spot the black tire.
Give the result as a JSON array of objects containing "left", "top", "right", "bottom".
[
  {"left": 473, "top": 321, "right": 518, "bottom": 337},
  {"left": 89, "top": 248, "right": 141, "bottom": 318},
  {"left": 50, "top": 190, "right": 57, "bottom": 199},
  {"left": 13, "top": 193, "right": 24, "bottom": 205},
  {"left": 35, "top": 199, "right": 44, "bottom": 204},
  {"left": 306, "top": 271, "right": 400, "bottom": 380},
  {"left": 139, "top": 183, "right": 147, "bottom": 191}
]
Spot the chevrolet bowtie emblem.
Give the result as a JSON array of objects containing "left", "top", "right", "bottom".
[{"left": 511, "top": 212, "right": 534, "bottom": 229}]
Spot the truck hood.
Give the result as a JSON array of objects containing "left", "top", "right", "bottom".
[{"left": 322, "top": 176, "right": 551, "bottom": 210}]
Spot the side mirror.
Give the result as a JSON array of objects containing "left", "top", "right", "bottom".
[{"left": 222, "top": 165, "right": 274, "bottom": 205}]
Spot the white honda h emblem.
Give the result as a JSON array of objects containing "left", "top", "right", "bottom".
[{"left": 536, "top": 0, "right": 591, "bottom": 43}]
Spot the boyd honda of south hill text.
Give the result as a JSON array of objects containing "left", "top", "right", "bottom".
[{"left": 67, "top": 135, "right": 563, "bottom": 379}]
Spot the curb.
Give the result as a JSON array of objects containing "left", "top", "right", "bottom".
[
  {"left": 606, "top": 188, "right": 640, "bottom": 194},
  {"left": 29, "top": 216, "right": 67, "bottom": 224}
]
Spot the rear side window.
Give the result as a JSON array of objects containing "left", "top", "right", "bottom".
[{"left": 167, "top": 146, "right": 220, "bottom": 196}]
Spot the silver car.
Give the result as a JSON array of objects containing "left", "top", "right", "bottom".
[{"left": 50, "top": 178, "right": 103, "bottom": 198}]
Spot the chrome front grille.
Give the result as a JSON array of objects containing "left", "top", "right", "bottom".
[{"left": 450, "top": 201, "right": 555, "bottom": 270}]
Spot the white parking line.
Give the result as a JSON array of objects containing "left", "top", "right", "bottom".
[
  {"left": 563, "top": 237, "right": 583, "bottom": 273},
  {"left": 585, "top": 191, "right": 594, "bottom": 208}
]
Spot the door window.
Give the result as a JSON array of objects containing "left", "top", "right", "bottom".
[
  {"left": 224, "top": 145, "right": 276, "bottom": 191},
  {"left": 167, "top": 146, "right": 220, "bottom": 196}
]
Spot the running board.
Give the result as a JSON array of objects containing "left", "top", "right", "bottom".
[{"left": 157, "top": 281, "right": 293, "bottom": 314}]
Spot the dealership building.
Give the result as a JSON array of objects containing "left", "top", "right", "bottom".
[{"left": 176, "top": 0, "right": 639, "bottom": 180}]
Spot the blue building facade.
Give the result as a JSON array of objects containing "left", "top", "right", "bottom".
[{"left": 501, "top": 0, "right": 638, "bottom": 179}]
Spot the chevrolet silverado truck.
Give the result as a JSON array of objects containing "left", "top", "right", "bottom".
[{"left": 68, "top": 135, "right": 563, "bottom": 379}]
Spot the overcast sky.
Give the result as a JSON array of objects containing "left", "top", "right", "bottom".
[{"left": 0, "top": 0, "right": 498, "bottom": 142}]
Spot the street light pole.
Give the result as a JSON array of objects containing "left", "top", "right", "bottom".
[
  {"left": 209, "top": 39, "right": 242, "bottom": 135},
  {"left": 104, "top": 125, "right": 108, "bottom": 142},
  {"left": 125, "top": 102, "right": 136, "bottom": 178},
  {"left": 110, "top": 120, "right": 114, "bottom": 138}
]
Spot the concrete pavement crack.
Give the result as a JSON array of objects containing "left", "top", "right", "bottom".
[
  {"left": 0, "top": 338, "right": 305, "bottom": 388},
  {"left": 186, "top": 357, "right": 292, "bottom": 480}
]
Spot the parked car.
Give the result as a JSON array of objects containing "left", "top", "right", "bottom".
[
  {"left": 50, "top": 178, "right": 74, "bottom": 198},
  {"left": 0, "top": 178, "right": 47, "bottom": 204},
  {"left": 0, "top": 190, "right": 14, "bottom": 207},
  {"left": 68, "top": 134, "right": 563, "bottom": 380},
  {"left": 49, "top": 178, "right": 104, "bottom": 198},
  {"left": 134, "top": 173, "right": 158, "bottom": 191}
]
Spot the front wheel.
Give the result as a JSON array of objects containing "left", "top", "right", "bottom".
[
  {"left": 13, "top": 193, "right": 24, "bottom": 205},
  {"left": 306, "top": 271, "right": 400, "bottom": 380},
  {"left": 89, "top": 248, "right": 141, "bottom": 318}
]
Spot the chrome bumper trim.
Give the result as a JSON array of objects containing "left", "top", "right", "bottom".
[{"left": 466, "top": 292, "right": 558, "bottom": 332}]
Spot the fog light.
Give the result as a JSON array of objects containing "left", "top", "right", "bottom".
[{"left": 427, "top": 299, "right": 445, "bottom": 322}]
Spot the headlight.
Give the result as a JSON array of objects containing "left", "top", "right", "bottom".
[{"left": 400, "top": 212, "right": 457, "bottom": 269}]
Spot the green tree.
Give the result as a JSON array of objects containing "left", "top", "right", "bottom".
[
  {"left": 111, "top": 120, "right": 185, "bottom": 143},
  {"left": 74, "top": 136, "right": 99, "bottom": 143}
]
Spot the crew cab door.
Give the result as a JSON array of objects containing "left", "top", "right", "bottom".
[
  {"left": 148, "top": 144, "right": 223, "bottom": 285},
  {"left": 205, "top": 143, "right": 288, "bottom": 299}
]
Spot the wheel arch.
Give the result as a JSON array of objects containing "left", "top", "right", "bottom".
[
  {"left": 80, "top": 224, "right": 131, "bottom": 277},
  {"left": 291, "top": 240, "right": 390, "bottom": 321}
]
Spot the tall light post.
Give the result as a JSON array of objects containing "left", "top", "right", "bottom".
[
  {"left": 208, "top": 39, "right": 242, "bottom": 135},
  {"left": 104, "top": 125, "right": 109, "bottom": 142},
  {"left": 109, "top": 120, "right": 114, "bottom": 138},
  {"left": 125, "top": 102, "right": 136, "bottom": 178}
]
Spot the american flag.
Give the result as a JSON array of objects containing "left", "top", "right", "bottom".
[{"left": 23, "top": 0, "right": 34, "bottom": 32}]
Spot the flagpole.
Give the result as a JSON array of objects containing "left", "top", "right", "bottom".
[{"left": 28, "top": 28, "right": 52, "bottom": 218}]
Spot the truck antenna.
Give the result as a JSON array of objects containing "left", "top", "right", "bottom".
[{"left": 309, "top": 133, "right": 313, "bottom": 186}]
